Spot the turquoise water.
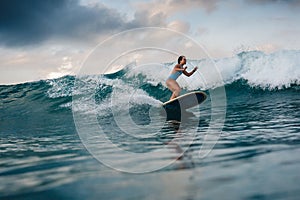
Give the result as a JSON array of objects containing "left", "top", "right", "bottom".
[{"left": 1, "top": 50, "right": 300, "bottom": 199}]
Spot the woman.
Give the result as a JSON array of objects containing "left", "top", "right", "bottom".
[{"left": 166, "top": 55, "right": 198, "bottom": 100}]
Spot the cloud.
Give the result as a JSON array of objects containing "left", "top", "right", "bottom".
[
  {"left": 0, "top": 0, "right": 221, "bottom": 48},
  {"left": 131, "top": 0, "right": 220, "bottom": 34},
  {"left": 245, "top": 0, "right": 300, "bottom": 7},
  {"left": 0, "top": 43, "right": 87, "bottom": 84},
  {"left": 0, "top": 0, "right": 153, "bottom": 47},
  {"left": 167, "top": 20, "right": 190, "bottom": 33},
  {"left": 135, "top": 0, "right": 220, "bottom": 16}
]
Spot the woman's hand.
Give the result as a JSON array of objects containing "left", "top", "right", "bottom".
[{"left": 193, "top": 66, "right": 198, "bottom": 72}]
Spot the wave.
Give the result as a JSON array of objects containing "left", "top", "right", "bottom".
[
  {"left": 1, "top": 50, "right": 299, "bottom": 110},
  {"left": 101, "top": 49, "right": 300, "bottom": 91},
  {"left": 218, "top": 50, "right": 300, "bottom": 90},
  {"left": 1, "top": 50, "right": 299, "bottom": 137}
]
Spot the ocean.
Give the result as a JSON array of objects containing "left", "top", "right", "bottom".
[{"left": 1, "top": 50, "right": 300, "bottom": 199}]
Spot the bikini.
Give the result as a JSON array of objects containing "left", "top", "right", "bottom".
[{"left": 168, "top": 70, "right": 183, "bottom": 80}]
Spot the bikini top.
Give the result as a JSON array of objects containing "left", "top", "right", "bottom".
[{"left": 168, "top": 70, "right": 183, "bottom": 80}]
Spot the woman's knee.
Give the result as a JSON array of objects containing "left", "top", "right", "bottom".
[{"left": 174, "top": 88, "right": 181, "bottom": 96}]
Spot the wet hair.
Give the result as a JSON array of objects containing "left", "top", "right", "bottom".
[{"left": 178, "top": 55, "right": 185, "bottom": 64}]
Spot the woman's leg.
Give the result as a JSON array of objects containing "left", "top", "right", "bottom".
[{"left": 166, "top": 79, "right": 181, "bottom": 100}]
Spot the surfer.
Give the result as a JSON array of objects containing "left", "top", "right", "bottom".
[{"left": 166, "top": 55, "right": 198, "bottom": 100}]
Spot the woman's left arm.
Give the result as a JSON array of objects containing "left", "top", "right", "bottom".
[{"left": 183, "top": 66, "right": 198, "bottom": 77}]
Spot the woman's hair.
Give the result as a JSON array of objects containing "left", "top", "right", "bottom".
[{"left": 178, "top": 55, "right": 185, "bottom": 64}]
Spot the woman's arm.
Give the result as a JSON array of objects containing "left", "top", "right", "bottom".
[
  {"left": 174, "top": 64, "right": 187, "bottom": 72},
  {"left": 183, "top": 66, "right": 198, "bottom": 77}
]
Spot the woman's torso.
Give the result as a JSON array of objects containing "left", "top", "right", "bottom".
[{"left": 168, "top": 65, "right": 183, "bottom": 80}]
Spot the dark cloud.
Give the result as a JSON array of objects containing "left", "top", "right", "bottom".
[{"left": 0, "top": 0, "right": 156, "bottom": 47}]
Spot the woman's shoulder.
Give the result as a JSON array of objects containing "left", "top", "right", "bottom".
[{"left": 174, "top": 64, "right": 181, "bottom": 68}]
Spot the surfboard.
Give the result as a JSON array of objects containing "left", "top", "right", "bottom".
[
  {"left": 162, "top": 91, "right": 207, "bottom": 121},
  {"left": 163, "top": 91, "right": 207, "bottom": 109}
]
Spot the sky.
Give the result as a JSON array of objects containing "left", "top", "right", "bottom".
[{"left": 0, "top": 0, "right": 300, "bottom": 84}]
